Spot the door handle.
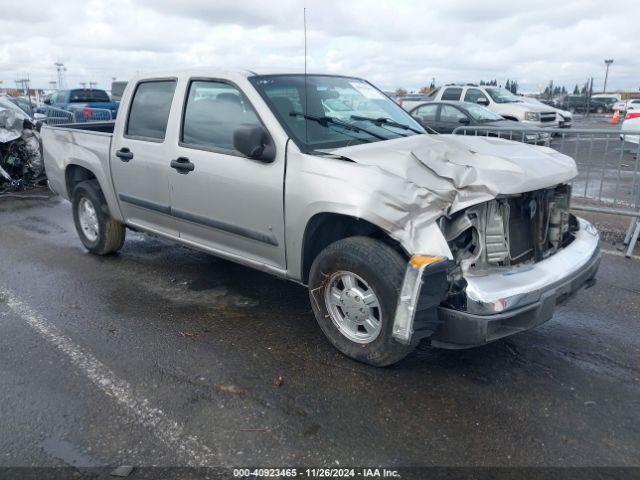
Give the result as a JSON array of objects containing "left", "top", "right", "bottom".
[
  {"left": 116, "top": 148, "right": 134, "bottom": 162},
  {"left": 170, "top": 157, "right": 195, "bottom": 174}
]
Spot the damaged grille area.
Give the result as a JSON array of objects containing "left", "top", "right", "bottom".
[{"left": 444, "top": 184, "right": 577, "bottom": 273}]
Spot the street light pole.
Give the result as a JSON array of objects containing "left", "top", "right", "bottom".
[{"left": 603, "top": 59, "right": 614, "bottom": 93}]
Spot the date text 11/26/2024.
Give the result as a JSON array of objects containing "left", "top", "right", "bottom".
[{"left": 233, "top": 468, "right": 401, "bottom": 478}]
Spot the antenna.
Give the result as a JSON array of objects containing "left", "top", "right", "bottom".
[{"left": 304, "top": 7, "right": 309, "bottom": 143}]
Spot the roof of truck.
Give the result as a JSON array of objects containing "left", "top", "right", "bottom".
[{"left": 127, "top": 68, "right": 363, "bottom": 82}]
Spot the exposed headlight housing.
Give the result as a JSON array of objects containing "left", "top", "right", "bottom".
[{"left": 524, "top": 112, "right": 540, "bottom": 121}]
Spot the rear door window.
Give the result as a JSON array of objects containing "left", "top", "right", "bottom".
[
  {"left": 126, "top": 80, "right": 177, "bottom": 141},
  {"left": 464, "top": 88, "right": 489, "bottom": 104},
  {"left": 440, "top": 105, "right": 468, "bottom": 123},
  {"left": 412, "top": 104, "right": 438, "bottom": 122},
  {"left": 441, "top": 87, "right": 463, "bottom": 101}
]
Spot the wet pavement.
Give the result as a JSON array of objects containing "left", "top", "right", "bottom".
[{"left": 0, "top": 190, "right": 639, "bottom": 469}]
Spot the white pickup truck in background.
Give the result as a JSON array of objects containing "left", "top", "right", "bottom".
[
  {"left": 423, "top": 84, "right": 560, "bottom": 128},
  {"left": 42, "top": 69, "right": 600, "bottom": 366}
]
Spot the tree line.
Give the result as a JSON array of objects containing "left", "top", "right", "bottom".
[
  {"left": 395, "top": 79, "right": 591, "bottom": 99},
  {"left": 395, "top": 78, "right": 520, "bottom": 98}
]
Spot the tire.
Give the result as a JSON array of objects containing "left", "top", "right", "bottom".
[
  {"left": 596, "top": 107, "right": 604, "bottom": 114},
  {"left": 308, "top": 236, "right": 418, "bottom": 367},
  {"left": 72, "top": 180, "right": 125, "bottom": 255}
]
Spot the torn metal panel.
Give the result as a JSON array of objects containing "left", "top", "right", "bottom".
[{"left": 18, "top": 128, "right": 44, "bottom": 176}]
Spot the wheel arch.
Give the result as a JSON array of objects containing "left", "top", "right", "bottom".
[
  {"left": 64, "top": 163, "right": 124, "bottom": 222},
  {"left": 65, "top": 164, "right": 98, "bottom": 197},
  {"left": 300, "top": 212, "right": 409, "bottom": 285}
]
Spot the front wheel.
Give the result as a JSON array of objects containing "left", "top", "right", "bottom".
[
  {"left": 72, "top": 180, "right": 126, "bottom": 255},
  {"left": 308, "top": 237, "right": 417, "bottom": 367}
]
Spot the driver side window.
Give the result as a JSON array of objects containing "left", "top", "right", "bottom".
[{"left": 181, "top": 80, "right": 261, "bottom": 153}]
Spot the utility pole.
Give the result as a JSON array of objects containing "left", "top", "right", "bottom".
[
  {"left": 586, "top": 77, "right": 593, "bottom": 117},
  {"left": 54, "top": 62, "right": 66, "bottom": 89},
  {"left": 14, "top": 75, "right": 33, "bottom": 115},
  {"left": 603, "top": 59, "right": 613, "bottom": 93}
]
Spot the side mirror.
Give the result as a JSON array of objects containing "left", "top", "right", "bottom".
[
  {"left": 43, "top": 98, "right": 52, "bottom": 105},
  {"left": 458, "top": 117, "right": 471, "bottom": 124},
  {"left": 233, "top": 125, "right": 275, "bottom": 163},
  {"left": 33, "top": 112, "right": 47, "bottom": 121},
  {"left": 476, "top": 98, "right": 489, "bottom": 106}
]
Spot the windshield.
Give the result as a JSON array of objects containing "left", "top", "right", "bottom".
[
  {"left": 486, "top": 87, "right": 521, "bottom": 103},
  {"left": 465, "top": 103, "right": 503, "bottom": 121},
  {"left": 250, "top": 74, "right": 425, "bottom": 151}
]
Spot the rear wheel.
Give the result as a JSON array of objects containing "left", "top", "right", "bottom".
[
  {"left": 308, "top": 237, "right": 417, "bottom": 367},
  {"left": 72, "top": 180, "right": 125, "bottom": 255}
]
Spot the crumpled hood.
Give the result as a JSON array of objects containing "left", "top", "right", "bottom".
[{"left": 328, "top": 133, "right": 577, "bottom": 215}]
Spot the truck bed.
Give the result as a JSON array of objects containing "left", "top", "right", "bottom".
[{"left": 41, "top": 123, "right": 121, "bottom": 220}]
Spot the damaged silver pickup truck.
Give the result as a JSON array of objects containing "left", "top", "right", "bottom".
[{"left": 42, "top": 70, "right": 600, "bottom": 366}]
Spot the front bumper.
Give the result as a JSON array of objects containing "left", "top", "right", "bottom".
[
  {"left": 392, "top": 218, "right": 600, "bottom": 347},
  {"left": 559, "top": 117, "right": 572, "bottom": 128},
  {"left": 522, "top": 120, "right": 559, "bottom": 129}
]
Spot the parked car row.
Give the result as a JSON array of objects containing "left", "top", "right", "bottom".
[
  {"left": 400, "top": 84, "right": 563, "bottom": 131},
  {"left": 408, "top": 100, "right": 550, "bottom": 144},
  {"left": 554, "top": 95, "right": 616, "bottom": 114},
  {"left": 614, "top": 98, "right": 640, "bottom": 114}
]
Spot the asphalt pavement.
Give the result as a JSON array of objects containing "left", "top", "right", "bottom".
[{"left": 0, "top": 187, "right": 638, "bottom": 474}]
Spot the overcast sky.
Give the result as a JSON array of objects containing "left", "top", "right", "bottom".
[{"left": 1, "top": 0, "right": 638, "bottom": 93}]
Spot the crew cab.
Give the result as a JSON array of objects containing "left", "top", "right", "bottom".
[
  {"left": 42, "top": 69, "right": 600, "bottom": 366},
  {"left": 424, "top": 84, "right": 559, "bottom": 128}
]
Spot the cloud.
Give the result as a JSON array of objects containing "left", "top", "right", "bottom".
[{"left": 1, "top": 0, "right": 637, "bottom": 93}]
